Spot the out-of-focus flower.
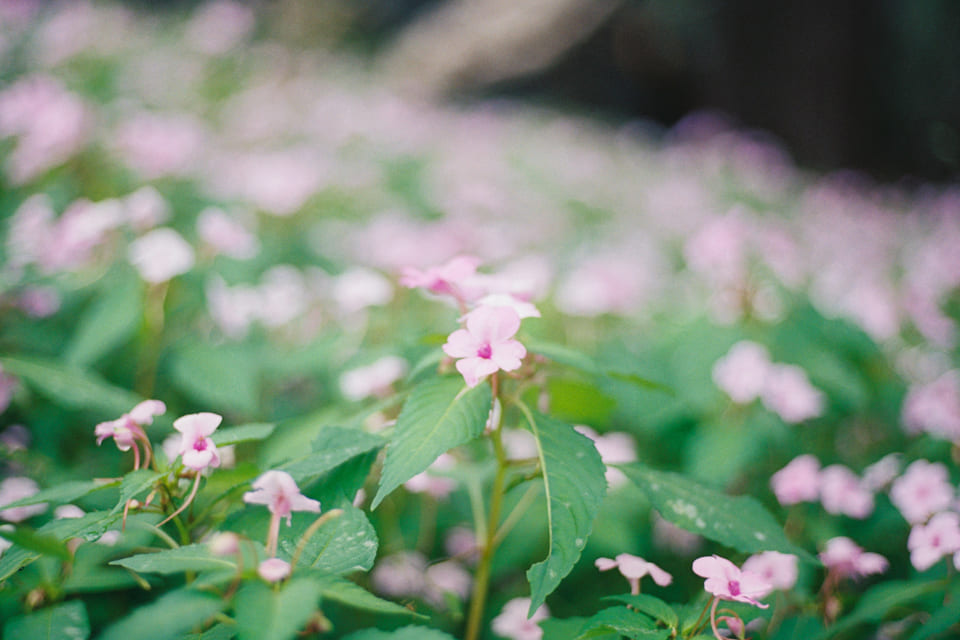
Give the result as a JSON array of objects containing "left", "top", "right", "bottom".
[
  {"left": 339, "top": 356, "right": 407, "bottom": 401},
  {"left": 243, "top": 470, "right": 320, "bottom": 525},
  {"left": 425, "top": 559, "right": 472, "bottom": 604},
  {"left": 652, "top": 513, "right": 702, "bottom": 554},
  {"left": 258, "top": 558, "right": 291, "bottom": 583},
  {"left": 0, "top": 477, "right": 46, "bottom": 522},
  {"left": 112, "top": 112, "right": 205, "bottom": 179},
  {"left": 205, "top": 276, "right": 261, "bottom": 339},
  {"left": 466, "top": 294, "right": 540, "bottom": 321},
  {"left": 908, "top": 511, "right": 960, "bottom": 571},
  {"left": 574, "top": 426, "right": 636, "bottom": 489},
  {"left": 371, "top": 551, "right": 427, "bottom": 598},
  {"left": 54, "top": 505, "right": 85, "bottom": 519},
  {"left": 0, "top": 367, "right": 18, "bottom": 415},
  {"left": 196, "top": 207, "right": 259, "bottom": 260},
  {"left": 819, "top": 537, "right": 888, "bottom": 579},
  {"left": 330, "top": 267, "right": 394, "bottom": 314},
  {"left": 819, "top": 465, "right": 874, "bottom": 519},
  {"left": 692, "top": 555, "right": 772, "bottom": 607},
  {"left": 760, "top": 364, "right": 825, "bottom": 423},
  {"left": 257, "top": 265, "right": 309, "bottom": 328},
  {"left": 890, "top": 460, "right": 955, "bottom": 525},
  {"left": 173, "top": 412, "right": 222, "bottom": 471},
  {"left": 128, "top": 228, "right": 195, "bottom": 283},
  {"left": 554, "top": 254, "right": 654, "bottom": 318},
  {"left": 0, "top": 425, "right": 30, "bottom": 452},
  {"left": 712, "top": 341, "right": 772, "bottom": 404},
  {"left": 445, "top": 526, "right": 478, "bottom": 561},
  {"left": 595, "top": 553, "right": 672, "bottom": 594},
  {"left": 770, "top": 454, "right": 820, "bottom": 506},
  {"left": 123, "top": 186, "right": 169, "bottom": 231},
  {"left": 401, "top": 255, "right": 483, "bottom": 302},
  {"left": 184, "top": 0, "right": 254, "bottom": 55},
  {"left": 443, "top": 305, "right": 526, "bottom": 387},
  {"left": 404, "top": 453, "right": 457, "bottom": 499},
  {"left": 491, "top": 597, "right": 549, "bottom": 640},
  {"left": 17, "top": 286, "right": 61, "bottom": 317},
  {"left": 862, "top": 453, "right": 901, "bottom": 492},
  {"left": 902, "top": 371, "right": 960, "bottom": 442},
  {"left": 208, "top": 532, "right": 241, "bottom": 556},
  {"left": 742, "top": 551, "right": 798, "bottom": 591}
]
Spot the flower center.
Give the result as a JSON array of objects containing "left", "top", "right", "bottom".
[
  {"left": 477, "top": 343, "right": 493, "bottom": 359},
  {"left": 728, "top": 580, "right": 741, "bottom": 596},
  {"left": 193, "top": 438, "right": 208, "bottom": 452}
]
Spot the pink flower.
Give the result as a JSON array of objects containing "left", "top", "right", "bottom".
[
  {"left": 196, "top": 207, "right": 259, "bottom": 260},
  {"left": 339, "top": 356, "right": 408, "bottom": 401},
  {"left": 819, "top": 465, "right": 874, "bottom": 519},
  {"left": 371, "top": 551, "right": 427, "bottom": 598},
  {"left": 596, "top": 553, "right": 672, "bottom": 594},
  {"left": 712, "top": 341, "right": 773, "bottom": 404},
  {"left": 575, "top": 426, "right": 636, "bottom": 489},
  {"left": 208, "top": 532, "right": 241, "bottom": 556},
  {"left": 907, "top": 511, "right": 960, "bottom": 571},
  {"left": 258, "top": 558, "right": 291, "bottom": 583},
  {"left": 404, "top": 453, "right": 458, "bottom": 499},
  {"left": 741, "top": 552, "right": 798, "bottom": 591},
  {"left": 467, "top": 293, "right": 541, "bottom": 321},
  {"left": 890, "top": 460, "right": 955, "bottom": 524},
  {"left": 128, "top": 228, "right": 195, "bottom": 283},
  {"left": 443, "top": 305, "right": 526, "bottom": 387},
  {"left": 770, "top": 455, "right": 820, "bottom": 506},
  {"left": 902, "top": 371, "right": 960, "bottom": 441},
  {"left": 95, "top": 399, "right": 166, "bottom": 452},
  {"left": 760, "top": 364, "right": 825, "bottom": 423},
  {"left": 491, "top": 597, "right": 549, "bottom": 640},
  {"left": 0, "top": 476, "right": 47, "bottom": 522},
  {"left": 692, "top": 555, "right": 773, "bottom": 607},
  {"left": 400, "top": 255, "right": 483, "bottom": 302},
  {"left": 173, "top": 412, "right": 222, "bottom": 471},
  {"left": 424, "top": 559, "right": 472, "bottom": 605},
  {"left": 243, "top": 470, "right": 320, "bottom": 525},
  {"left": 819, "top": 537, "right": 888, "bottom": 579}
]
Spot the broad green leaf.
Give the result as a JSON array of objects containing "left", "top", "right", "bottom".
[
  {"left": 0, "top": 479, "right": 117, "bottom": 511},
  {"left": 604, "top": 595, "right": 678, "bottom": 629},
  {"left": 523, "top": 411, "right": 606, "bottom": 614},
  {"left": 0, "top": 527, "right": 71, "bottom": 560},
  {"left": 65, "top": 270, "right": 142, "bottom": 366},
  {"left": 280, "top": 426, "right": 386, "bottom": 484},
  {"left": 814, "top": 579, "right": 942, "bottom": 640},
  {"left": 3, "top": 600, "right": 90, "bottom": 640},
  {"left": 178, "top": 624, "right": 236, "bottom": 640},
  {"left": 234, "top": 578, "right": 322, "bottom": 640},
  {"left": 281, "top": 500, "right": 377, "bottom": 574},
  {"left": 907, "top": 581, "right": 960, "bottom": 640},
  {"left": 98, "top": 588, "right": 225, "bottom": 640},
  {"left": 110, "top": 469, "right": 161, "bottom": 515},
  {"left": 342, "top": 627, "right": 458, "bottom": 640},
  {"left": 541, "top": 617, "right": 615, "bottom": 640},
  {"left": 618, "top": 463, "right": 815, "bottom": 562},
  {"left": 528, "top": 340, "right": 670, "bottom": 393},
  {"left": 0, "top": 510, "right": 120, "bottom": 580},
  {"left": 313, "top": 575, "right": 425, "bottom": 618},
  {"left": 110, "top": 543, "right": 238, "bottom": 575},
  {"left": 372, "top": 377, "right": 492, "bottom": 508},
  {"left": 576, "top": 607, "right": 670, "bottom": 640},
  {"left": 212, "top": 423, "right": 276, "bottom": 447},
  {"left": 0, "top": 355, "right": 140, "bottom": 416},
  {"left": 168, "top": 341, "right": 260, "bottom": 415}
]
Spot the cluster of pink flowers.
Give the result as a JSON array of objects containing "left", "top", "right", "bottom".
[
  {"left": 770, "top": 454, "right": 876, "bottom": 518},
  {"left": 889, "top": 460, "right": 960, "bottom": 571},
  {"left": 370, "top": 550, "right": 472, "bottom": 608}
]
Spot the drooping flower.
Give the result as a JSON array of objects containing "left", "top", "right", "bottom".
[
  {"left": 173, "top": 412, "right": 222, "bottom": 471},
  {"left": 595, "top": 553, "right": 672, "bottom": 594},
  {"left": 95, "top": 400, "right": 165, "bottom": 468},
  {"left": 243, "top": 470, "right": 320, "bottom": 525},
  {"left": 258, "top": 558, "right": 291, "bottom": 583},
  {"left": 443, "top": 305, "right": 526, "bottom": 387},
  {"left": 819, "top": 537, "right": 888, "bottom": 579},
  {"left": 741, "top": 551, "right": 798, "bottom": 591},
  {"left": 770, "top": 454, "right": 820, "bottom": 506},
  {"left": 491, "top": 597, "right": 549, "bottom": 640},
  {"left": 890, "top": 459, "right": 956, "bottom": 524},
  {"left": 907, "top": 511, "right": 960, "bottom": 571},
  {"left": 692, "top": 555, "right": 773, "bottom": 607}
]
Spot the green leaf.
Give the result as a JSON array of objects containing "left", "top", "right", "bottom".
[
  {"left": 907, "top": 581, "right": 960, "bottom": 640},
  {"left": 0, "top": 355, "right": 140, "bottom": 416},
  {"left": 372, "top": 377, "right": 492, "bottom": 508},
  {"left": 65, "top": 270, "right": 142, "bottom": 367},
  {"left": 280, "top": 426, "right": 386, "bottom": 484},
  {"left": 234, "top": 578, "right": 322, "bottom": 640},
  {"left": 342, "top": 627, "right": 458, "bottom": 640},
  {"left": 618, "top": 463, "right": 815, "bottom": 562},
  {"left": 314, "top": 575, "right": 426, "bottom": 618},
  {"left": 0, "top": 479, "right": 117, "bottom": 511},
  {"left": 168, "top": 341, "right": 260, "bottom": 415},
  {"left": 576, "top": 607, "right": 670, "bottom": 640},
  {"left": 604, "top": 595, "right": 678, "bottom": 629},
  {"left": 814, "top": 579, "right": 943, "bottom": 640},
  {"left": 541, "top": 617, "right": 614, "bottom": 640},
  {"left": 98, "top": 588, "right": 225, "bottom": 640},
  {"left": 0, "top": 527, "right": 71, "bottom": 560},
  {"left": 110, "top": 543, "right": 238, "bottom": 575},
  {"left": 0, "top": 510, "right": 120, "bottom": 580},
  {"left": 178, "top": 624, "right": 236, "bottom": 640},
  {"left": 528, "top": 340, "right": 670, "bottom": 393},
  {"left": 110, "top": 469, "right": 161, "bottom": 515},
  {"left": 523, "top": 410, "right": 606, "bottom": 614},
  {"left": 281, "top": 500, "right": 378, "bottom": 574},
  {"left": 212, "top": 423, "right": 276, "bottom": 447},
  {"left": 3, "top": 600, "right": 90, "bottom": 640}
]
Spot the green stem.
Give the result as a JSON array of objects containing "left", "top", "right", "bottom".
[{"left": 491, "top": 483, "right": 540, "bottom": 547}]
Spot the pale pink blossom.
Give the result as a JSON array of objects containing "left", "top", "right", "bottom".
[
  {"left": 502, "top": 428, "right": 539, "bottom": 460},
  {"left": 861, "top": 453, "right": 902, "bottom": 492},
  {"left": 908, "top": 511, "right": 960, "bottom": 571},
  {"left": 684, "top": 213, "right": 749, "bottom": 285},
  {"left": 184, "top": 0, "right": 254, "bottom": 55},
  {"left": 890, "top": 460, "right": 956, "bottom": 524},
  {"left": 173, "top": 412, "right": 223, "bottom": 471},
  {"left": 760, "top": 364, "right": 825, "bottom": 423},
  {"left": 712, "top": 341, "right": 773, "bottom": 404},
  {"left": 425, "top": 560, "right": 472, "bottom": 604},
  {"left": 258, "top": 558, "right": 291, "bottom": 583},
  {"left": 770, "top": 455, "right": 820, "bottom": 505},
  {"left": 371, "top": 551, "right": 427, "bottom": 597},
  {"left": 819, "top": 465, "right": 874, "bottom": 519},
  {"left": 17, "top": 286, "right": 61, "bottom": 317},
  {"left": 128, "top": 228, "right": 195, "bottom": 283},
  {"left": 54, "top": 505, "right": 85, "bottom": 519},
  {"left": 43, "top": 198, "right": 124, "bottom": 273},
  {"left": 205, "top": 276, "right": 261, "bottom": 339},
  {"left": 123, "top": 186, "right": 169, "bottom": 231},
  {"left": 256, "top": 265, "right": 309, "bottom": 328},
  {"left": 208, "top": 532, "right": 241, "bottom": 556},
  {"left": 467, "top": 294, "right": 541, "bottom": 321},
  {"left": 692, "top": 555, "right": 772, "bottom": 607},
  {"left": 340, "top": 356, "right": 408, "bottom": 401},
  {"left": 401, "top": 255, "right": 483, "bottom": 302},
  {"left": 652, "top": 513, "right": 702, "bottom": 554},
  {"left": 404, "top": 453, "right": 458, "bottom": 499},
  {"left": 196, "top": 207, "right": 259, "bottom": 260},
  {"left": 491, "top": 597, "right": 549, "bottom": 640},
  {"left": 742, "top": 552, "right": 798, "bottom": 591},
  {"left": 112, "top": 112, "right": 205, "bottom": 179},
  {"left": 819, "top": 537, "right": 888, "bottom": 579},
  {"left": 554, "top": 254, "right": 653, "bottom": 317},
  {"left": 443, "top": 305, "right": 526, "bottom": 387},
  {"left": 902, "top": 371, "right": 960, "bottom": 441},
  {"left": 574, "top": 426, "right": 636, "bottom": 489},
  {"left": 243, "top": 470, "right": 321, "bottom": 525},
  {"left": 0, "top": 477, "right": 46, "bottom": 522},
  {"left": 210, "top": 149, "right": 325, "bottom": 216},
  {"left": 95, "top": 399, "right": 166, "bottom": 452},
  {"left": 330, "top": 267, "right": 394, "bottom": 314},
  {"left": 595, "top": 553, "right": 672, "bottom": 594},
  {"left": 445, "top": 526, "right": 478, "bottom": 561}
]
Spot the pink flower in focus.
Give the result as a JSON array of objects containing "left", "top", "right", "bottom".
[
  {"left": 173, "top": 412, "right": 222, "bottom": 471},
  {"left": 692, "top": 555, "right": 773, "bottom": 607},
  {"left": 890, "top": 460, "right": 955, "bottom": 524},
  {"left": 819, "top": 537, "right": 888, "bottom": 579},
  {"left": 95, "top": 399, "right": 166, "bottom": 452},
  {"left": 128, "top": 228, "right": 195, "bottom": 283},
  {"left": 443, "top": 305, "right": 526, "bottom": 387},
  {"left": 400, "top": 255, "right": 483, "bottom": 301},
  {"left": 243, "top": 470, "right": 321, "bottom": 525},
  {"left": 491, "top": 597, "right": 549, "bottom": 640},
  {"left": 760, "top": 364, "right": 825, "bottom": 423},
  {"left": 0, "top": 477, "right": 47, "bottom": 522},
  {"left": 819, "top": 465, "right": 874, "bottom": 519},
  {"left": 712, "top": 341, "right": 773, "bottom": 404},
  {"left": 595, "top": 553, "right": 672, "bottom": 594},
  {"left": 770, "top": 455, "right": 820, "bottom": 506},
  {"left": 742, "top": 551, "right": 798, "bottom": 591},
  {"left": 258, "top": 558, "right": 291, "bottom": 583},
  {"left": 908, "top": 511, "right": 960, "bottom": 571}
]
